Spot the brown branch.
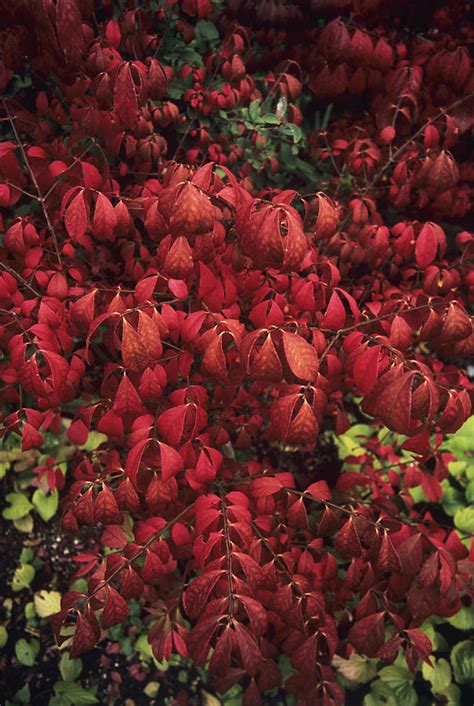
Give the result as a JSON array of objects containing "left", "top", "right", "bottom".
[
  {"left": 219, "top": 488, "right": 235, "bottom": 620},
  {"left": 0, "top": 262, "right": 41, "bottom": 297},
  {"left": 2, "top": 99, "right": 63, "bottom": 268}
]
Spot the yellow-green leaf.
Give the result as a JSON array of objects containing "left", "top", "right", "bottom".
[{"left": 34, "top": 590, "right": 62, "bottom": 618}]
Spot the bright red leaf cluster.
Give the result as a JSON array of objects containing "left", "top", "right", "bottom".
[{"left": 0, "top": 1, "right": 473, "bottom": 705}]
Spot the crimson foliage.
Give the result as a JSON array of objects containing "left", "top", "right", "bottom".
[{"left": 0, "top": 1, "right": 473, "bottom": 704}]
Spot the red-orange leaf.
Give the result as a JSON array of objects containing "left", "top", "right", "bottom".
[{"left": 281, "top": 331, "right": 319, "bottom": 381}]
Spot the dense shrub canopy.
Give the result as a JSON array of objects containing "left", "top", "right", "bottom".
[{"left": 0, "top": 1, "right": 473, "bottom": 704}]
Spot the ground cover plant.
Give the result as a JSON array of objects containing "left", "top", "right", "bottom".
[{"left": 0, "top": 0, "right": 473, "bottom": 704}]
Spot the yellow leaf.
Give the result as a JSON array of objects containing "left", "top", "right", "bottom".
[
  {"left": 201, "top": 691, "right": 222, "bottom": 706},
  {"left": 34, "top": 590, "right": 62, "bottom": 617}
]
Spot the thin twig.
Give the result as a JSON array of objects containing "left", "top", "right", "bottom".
[
  {"left": 0, "top": 262, "right": 41, "bottom": 297},
  {"left": 2, "top": 98, "right": 63, "bottom": 267}
]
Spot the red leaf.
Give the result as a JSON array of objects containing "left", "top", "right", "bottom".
[
  {"left": 105, "top": 19, "right": 121, "bottom": 49},
  {"left": 362, "top": 365, "right": 416, "bottom": 434},
  {"left": 321, "top": 291, "right": 346, "bottom": 330},
  {"left": 56, "top": 0, "right": 85, "bottom": 63},
  {"left": 242, "top": 331, "right": 282, "bottom": 382},
  {"left": 113, "top": 375, "right": 143, "bottom": 416},
  {"left": 168, "top": 278, "right": 189, "bottom": 298},
  {"left": 439, "top": 301, "right": 472, "bottom": 342},
  {"left": 115, "top": 478, "right": 140, "bottom": 512},
  {"left": 67, "top": 419, "right": 89, "bottom": 445},
  {"left": 163, "top": 236, "right": 194, "bottom": 279},
  {"left": 203, "top": 333, "right": 228, "bottom": 381},
  {"left": 210, "top": 625, "right": 233, "bottom": 674},
  {"left": 21, "top": 422, "right": 44, "bottom": 451},
  {"left": 158, "top": 441, "right": 183, "bottom": 481},
  {"left": 233, "top": 621, "right": 263, "bottom": 676},
  {"left": 183, "top": 570, "right": 224, "bottom": 620},
  {"left": 389, "top": 316, "right": 413, "bottom": 351},
  {"left": 377, "top": 532, "right": 401, "bottom": 573},
  {"left": 92, "top": 192, "right": 116, "bottom": 242},
  {"left": 95, "top": 485, "right": 122, "bottom": 524},
  {"left": 114, "top": 63, "right": 138, "bottom": 129},
  {"left": 102, "top": 587, "right": 129, "bottom": 628},
  {"left": 156, "top": 405, "right": 187, "bottom": 446},
  {"left": 70, "top": 610, "right": 100, "bottom": 657},
  {"left": 122, "top": 314, "right": 162, "bottom": 372},
  {"left": 64, "top": 190, "right": 88, "bottom": 243},
  {"left": 353, "top": 344, "right": 383, "bottom": 395},
  {"left": 349, "top": 612, "right": 385, "bottom": 658},
  {"left": 169, "top": 183, "right": 215, "bottom": 235},
  {"left": 405, "top": 629, "right": 432, "bottom": 667},
  {"left": 101, "top": 524, "right": 127, "bottom": 549},
  {"left": 335, "top": 518, "right": 362, "bottom": 558},
  {"left": 415, "top": 223, "right": 439, "bottom": 269},
  {"left": 120, "top": 567, "right": 145, "bottom": 599},
  {"left": 250, "top": 476, "right": 284, "bottom": 497},
  {"left": 306, "top": 480, "right": 331, "bottom": 501}
]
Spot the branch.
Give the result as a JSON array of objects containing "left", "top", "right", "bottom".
[
  {"left": 0, "top": 262, "right": 41, "bottom": 297},
  {"left": 2, "top": 99, "right": 63, "bottom": 268}
]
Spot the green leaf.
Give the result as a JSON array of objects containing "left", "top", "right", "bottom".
[
  {"left": 281, "top": 123, "right": 302, "bottom": 143},
  {"left": 12, "top": 563, "right": 35, "bottom": 592},
  {"left": 25, "top": 601, "right": 36, "bottom": 620},
  {"left": 59, "top": 654, "right": 83, "bottom": 682},
  {"left": 20, "top": 547, "right": 34, "bottom": 563},
  {"left": 32, "top": 489, "right": 59, "bottom": 522},
  {"left": 453, "top": 506, "right": 474, "bottom": 533},
  {"left": 166, "top": 84, "right": 184, "bottom": 100},
  {"left": 143, "top": 682, "right": 160, "bottom": 698},
  {"left": 34, "top": 590, "right": 62, "bottom": 618},
  {"left": 49, "top": 696, "right": 70, "bottom": 706},
  {"left": 465, "top": 480, "right": 474, "bottom": 503},
  {"left": 378, "top": 665, "right": 417, "bottom": 706},
  {"left": 249, "top": 100, "right": 261, "bottom": 121},
  {"left": 79, "top": 431, "right": 107, "bottom": 452},
  {"left": 443, "top": 417, "right": 474, "bottom": 457},
  {"left": 54, "top": 682, "right": 98, "bottom": 704},
  {"left": 336, "top": 432, "right": 367, "bottom": 459},
  {"left": 3, "top": 492, "right": 33, "bottom": 520},
  {"left": 136, "top": 633, "right": 153, "bottom": 661},
  {"left": 441, "top": 483, "right": 464, "bottom": 516},
  {"left": 14, "top": 514, "right": 34, "bottom": 533},
  {"left": 439, "top": 684, "right": 461, "bottom": 706},
  {"left": 447, "top": 605, "right": 474, "bottom": 631},
  {"left": 422, "top": 657, "right": 452, "bottom": 693},
  {"left": 447, "top": 461, "right": 467, "bottom": 478},
  {"left": 364, "top": 680, "right": 398, "bottom": 706},
  {"left": 178, "top": 48, "right": 203, "bottom": 66},
  {"left": 451, "top": 639, "right": 474, "bottom": 685},
  {"left": 15, "top": 638, "right": 40, "bottom": 666},
  {"left": 321, "top": 102, "right": 334, "bottom": 129},
  {"left": 195, "top": 20, "right": 219, "bottom": 41},
  {"left": 0, "top": 625, "right": 8, "bottom": 648},
  {"left": 262, "top": 113, "right": 280, "bottom": 125},
  {"left": 379, "top": 664, "right": 412, "bottom": 688},
  {"left": 10, "top": 685, "right": 31, "bottom": 705}
]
